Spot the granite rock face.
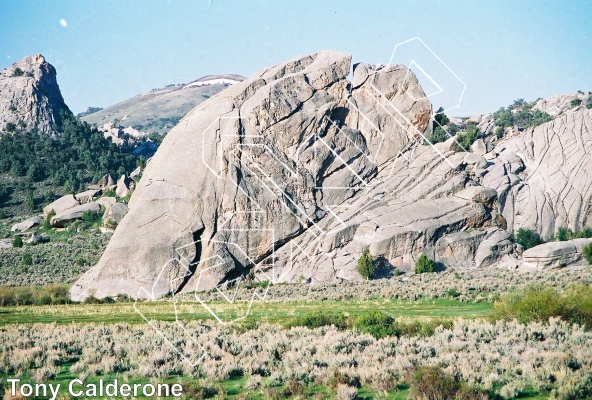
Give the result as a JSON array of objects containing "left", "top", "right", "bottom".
[
  {"left": 72, "top": 51, "right": 592, "bottom": 301},
  {"left": 481, "top": 108, "right": 592, "bottom": 241},
  {"left": 71, "top": 51, "right": 433, "bottom": 300},
  {"left": 0, "top": 54, "right": 70, "bottom": 135},
  {"left": 522, "top": 239, "right": 592, "bottom": 270}
]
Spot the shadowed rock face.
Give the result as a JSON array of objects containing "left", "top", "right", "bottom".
[
  {"left": 0, "top": 54, "right": 70, "bottom": 134},
  {"left": 71, "top": 51, "right": 432, "bottom": 300}
]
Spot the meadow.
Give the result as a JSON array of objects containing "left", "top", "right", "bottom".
[
  {"left": 1, "top": 219, "right": 592, "bottom": 399},
  {"left": 2, "top": 275, "right": 592, "bottom": 399}
]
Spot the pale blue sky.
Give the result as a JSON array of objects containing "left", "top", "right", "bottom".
[{"left": 1, "top": 0, "right": 591, "bottom": 116}]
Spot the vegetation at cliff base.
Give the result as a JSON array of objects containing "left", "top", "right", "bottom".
[
  {"left": 415, "top": 254, "right": 436, "bottom": 274},
  {"left": 514, "top": 228, "right": 542, "bottom": 249},
  {"left": 357, "top": 247, "right": 376, "bottom": 279}
]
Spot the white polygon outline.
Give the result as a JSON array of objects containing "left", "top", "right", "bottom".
[
  {"left": 388, "top": 37, "right": 466, "bottom": 115},
  {"left": 133, "top": 38, "right": 475, "bottom": 366},
  {"left": 133, "top": 259, "right": 207, "bottom": 366},
  {"left": 405, "top": 60, "right": 444, "bottom": 100}
]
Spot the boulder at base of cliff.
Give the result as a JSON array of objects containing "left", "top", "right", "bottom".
[{"left": 522, "top": 238, "right": 592, "bottom": 270}]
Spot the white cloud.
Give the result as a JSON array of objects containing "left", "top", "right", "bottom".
[{"left": 60, "top": 19, "right": 67, "bottom": 28}]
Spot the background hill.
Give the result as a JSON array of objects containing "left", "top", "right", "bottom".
[{"left": 79, "top": 74, "right": 245, "bottom": 135}]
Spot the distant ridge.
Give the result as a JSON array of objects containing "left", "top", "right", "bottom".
[{"left": 80, "top": 74, "right": 246, "bottom": 135}]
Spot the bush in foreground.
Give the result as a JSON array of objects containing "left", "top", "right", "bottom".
[
  {"left": 493, "top": 284, "right": 592, "bottom": 328},
  {"left": 288, "top": 310, "right": 452, "bottom": 339},
  {"left": 408, "top": 366, "right": 488, "bottom": 400},
  {"left": 286, "top": 311, "right": 349, "bottom": 331}
]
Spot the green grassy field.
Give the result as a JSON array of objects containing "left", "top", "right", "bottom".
[
  {"left": 1, "top": 296, "right": 560, "bottom": 399},
  {"left": 0, "top": 297, "right": 492, "bottom": 326}
]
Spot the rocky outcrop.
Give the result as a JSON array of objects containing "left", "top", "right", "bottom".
[
  {"left": 71, "top": 51, "right": 433, "bottom": 300},
  {"left": 533, "top": 92, "right": 590, "bottom": 117},
  {"left": 522, "top": 239, "right": 592, "bottom": 270},
  {"left": 481, "top": 108, "right": 592, "bottom": 240},
  {"left": 115, "top": 175, "right": 132, "bottom": 198},
  {"left": 50, "top": 202, "right": 101, "bottom": 228},
  {"left": 75, "top": 189, "right": 101, "bottom": 204},
  {"left": 71, "top": 51, "right": 592, "bottom": 301},
  {"left": 43, "top": 194, "right": 79, "bottom": 215},
  {"left": 11, "top": 215, "right": 43, "bottom": 232},
  {"left": 103, "top": 202, "right": 128, "bottom": 229},
  {"left": 0, "top": 54, "right": 70, "bottom": 134}
]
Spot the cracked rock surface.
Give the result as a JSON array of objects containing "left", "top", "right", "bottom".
[
  {"left": 0, "top": 54, "right": 70, "bottom": 135},
  {"left": 71, "top": 51, "right": 432, "bottom": 300},
  {"left": 72, "top": 51, "right": 592, "bottom": 301}
]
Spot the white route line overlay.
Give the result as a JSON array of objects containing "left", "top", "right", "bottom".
[{"left": 132, "top": 37, "right": 470, "bottom": 365}]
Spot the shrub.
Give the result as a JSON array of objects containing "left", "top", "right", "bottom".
[
  {"left": 357, "top": 247, "right": 375, "bottom": 279},
  {"left": 583, "top": 243, "right": 592, "bottom": 264},
  {"left": 556, "top": 227, "right": 570, "bottom": 241},
  {"left": 355, "top": 310, "right": 399, "bottom": 339},
  {"left": 283, "top": 380, "right": 304, "bottom": 397},
  {"left": 0, "top": 285, "right": 70, "bottom": 307},
  {"left": 427, "top": 126, "right": 449, "bottom": 144},
  {"left": 408, "top": 366, "right": 460, "bottom": 400},
  {"left": 563, "top": 285, "right": 592, "bottom": 328},
  {"left": 493, "top": 284, "right": 592, "bottom": 328},
  {"left": 287, "top": 311, "right": 349, "bottom": 330},
  {"left": 182, "top": 381, "right": 218, "bottom": 399},
  {"left": 398, "top": 319, "right": 454, "bottom": 338},
  {"left": 495, "top": 126, "right": 505, "bottom": 139},
  {"left": 11, "top": 67, "right": 24, "bottom": 77},
  {"left": 514, "top": 228, "right": 542, "bottom": 249},
  {"left": 4, "top": 122, "right": 16, "bottom": 132},
  {"left": 456, "top": 383, "right": 489, "bottom": 400},
  {"left": 12, "top": 236, "right": 23, "bottom": 248},
  {"left": 81, "top": 210, "right": 101, "bottom": 224},
  {"left": 0, "top": 209, "right": 5, "bottom": 219},
  {"left": 415, "top": 254, "right": 436, "bottom": 274},
  {"left": 25, "top": 191, "right": 35, "bottom": 212},
  {"left": 493, "top": 284, "right": 563, "bottom": 325},
  {"left": 494, "top": 102, "right": 553, "bottom": 129},
  {"left": 556, "top": 227, "right": 592, "bottom": 241},
  {"left": 570, "top": 98, "right": 582, "bottom": 108},
  {"left": 336, "top": 384, "right": 358, "bottom": 400},
  {"left": 328, "top": 371, "right": 361, "bottom": 389},
  {"left": 44, "top": 209, "right": 56, "bottom": 229},
  {"left": 22, "top": 252, "right": 33, "bottom": 266},
  {"left": 433, "top": 107, "right": 450, "bottom": 127},
  {"left": 455, "top": 122, "right": 480, "bottom": 152}
]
